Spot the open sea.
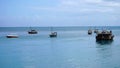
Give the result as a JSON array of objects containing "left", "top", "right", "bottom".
[{"left": 0, "top": 26, "right": 120, "bottom": 68}]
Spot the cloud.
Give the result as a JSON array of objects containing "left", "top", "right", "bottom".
[
  {"left": 29, "top": 0, "right": 119, "bottom": 13},
  {"left": 60, "top": 0, "right": 120, "bottom": 13},
  {"left": 60, "top": 0, "right": 120, "bottom": 7},
  {"left": 27, "top": 0, "right": 120, "bottom": 21},
  {"left": 60, "top": 0, "right": 79, "bottom": 6},
  {"left": 30, "top": 6, "right": 115, "bottom": 14},
  {"left": 92, "top": 0, "right": 120, "bottom": 7},
  {"left": 85, "top": 0, "right": 102, "bottom": 3},
  {"left": 104, "top": 0, "right": 120, "bottom": 2}
]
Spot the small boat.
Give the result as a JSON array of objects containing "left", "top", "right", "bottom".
[
  {"left": 96, "top": 30, "right": 114, "bottom": 41},
  {"left": 6, "top": 34, "right": 18, "bottom": 38},
  {"left": 49, "top": 27, "right": 57, "bottom": 38},
  {"left": 88, "top": 29, "right": 92, "bottom": 35},
  {"left": 28, "top": 27, "right": 38, "bottom": 34},
  {"left": 94, "top": 29, "right": 98, "bottom": 33},
  {"left": 28, "top": 30, "right": 38, "bottom": 34},
  {"left": 49, "top": 32, "right": 57, "bottom": 37}
]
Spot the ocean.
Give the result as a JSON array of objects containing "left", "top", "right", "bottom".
[{"left": 0, "top": 26, "right": 120, "bottom": 68}]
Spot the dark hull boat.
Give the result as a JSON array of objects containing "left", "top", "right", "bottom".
[
  {"left": 28, "top": 30, "right": 38, "bottom": 34},
  {"left": 49, "top": 32, "right": 57, "bottom": 38},
  {"left": 96, "top": 30, "right": 114, "bottom": 41},
  {"left": 88, "top": 29, "right": 92, "bottom": 35},
  {"left": 49, "top": 27, "right": 57, "bottom": 38},
  {"left": 94, "top": 29, "right": 98, "bottom": 33}
]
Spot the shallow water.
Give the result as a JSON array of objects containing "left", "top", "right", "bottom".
[{"left": 0, "top": 26, "right": 120, "bottom": 68}]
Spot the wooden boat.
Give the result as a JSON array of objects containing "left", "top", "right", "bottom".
[
  {"left": 96, "top": 30, "right": 114, "bottom": 41},
  {"left": 6, "top": 34, "right": 18, "bottom": 38},
  {"left": 88, "top": 29, "right": 92, "bottom": 35},
  {"left": 28, "top": 30, "right": 38, "bottom": 34}
]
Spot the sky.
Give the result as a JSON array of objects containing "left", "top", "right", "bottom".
[{"left": 0, "top": 0, "right": 120, "bottom": 27}]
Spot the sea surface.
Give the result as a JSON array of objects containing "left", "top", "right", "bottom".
[{"left": 0, "top": 26, "right": 120, "bottom": 68}]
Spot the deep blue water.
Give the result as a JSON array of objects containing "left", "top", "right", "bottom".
[{"left": 0, "top": 26, "right": 120, "bottom": 68}]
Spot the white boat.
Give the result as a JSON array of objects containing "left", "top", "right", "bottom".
[{"left": 6, "top": 34, "right": 18, "bottom": 38}]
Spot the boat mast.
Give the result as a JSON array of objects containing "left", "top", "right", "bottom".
[
  {"left": 51, "top": 27, "right": 53, "bottom": 32},
  {"left": 29, "top": 27, "right": 32, "bottom": 30}
]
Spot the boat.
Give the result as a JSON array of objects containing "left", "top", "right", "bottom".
[
  {"left": 49, "top": 32, "right": 57, "bottom": 37},
  {"left": 96, "top": 30, "right": 114, "bottom": 41},
  {"left": 28, "top": 29, "right": 38, "bottom": 34},
  {"left": 28, "top": 27, "right": 38, "bottom": 34},
  {"left": 94, "top": 29, "right": 99, "bottom": 33},
  {"left": 6, "top": 34, "right": 18, "bottom": 38},
  {"left": 88, "top": 29, "right": 92, "bottom": 35},
  {"left": 49, "top": 27, "right": 57, "bottom": 38}
]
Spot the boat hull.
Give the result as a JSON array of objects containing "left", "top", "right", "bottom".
[
  {"left": 28, "top": 32, "right": 37, "bottom": 34},
  {"left": 49, "top": 35, "right": 57, "bottom": 37},
  {"left": 6, "top": 36, "right": 18, "bottom": 38}
]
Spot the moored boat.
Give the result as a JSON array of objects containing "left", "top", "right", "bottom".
[
  {"left": 94, "top": 29, "right": 99, "bottom": 33},
  {"left": 6, "top": 34, "right": 18, "bottom": 38},
  {"left": 88, "top": 29, "right": 92, "bottom": 35},
  {"left": 28, "top": 27, "right": 38, "bottom": 34},
  {"left": 49, "top": 27, "right": 57, "bottom": 38},
  {"left": 96, "top": 30, "right": 114, "bottom": 41},
  {"left": 49, "top": 32, "right": 57, "bottom": 37},
  {"left": 28, "top": 30, "right": 38, "bottom": 34}
]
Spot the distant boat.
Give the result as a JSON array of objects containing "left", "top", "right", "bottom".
[
  {"left": 49, "top": 27, "right": 57, "bottom": 38},
  {"left": 28, "top": 30, "right": 38, "bottom": 34},
  {"left": 6, "top": 34, "right": 18, "bottom": 38},
  {"left": 94, "top": 29, "right": 99, "bottom": 33},
  {"left": 49, "top": 32, "right": 57, "bottom": 37},
  {"left": 28, "top": 27, "right": 38, "bottom": 34},
  {"left": 96, "top": 30, "right": 114, "bottom": 41},
  {"left": 88, "top": 29, "right": 92, "bottom": 35}
]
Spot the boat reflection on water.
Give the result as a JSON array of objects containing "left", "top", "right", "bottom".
[{"left": 96, "top": 40, "right": 113, "bottom": 45}]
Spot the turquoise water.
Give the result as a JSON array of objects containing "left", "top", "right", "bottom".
[{"left": 0, "top": 26, "right": 120, "bottom": 68}]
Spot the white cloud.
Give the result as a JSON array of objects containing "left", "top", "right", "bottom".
[
  {"left": 29, "top": 0, "right": 120, "bottom": 14},
  {"left": 103, "top": 1, "right": 120, "bottom": 7},
  {"left": 61, "top": 0, "right": 79, "bottom": 6},
  {"left": 85, "top": 0, "right": 102, "bottom": 3},
  {"left": 59, "top": 0, "right": 120, "bottom": 12},
  {"left": 60, "top": 0, "right": 120, "bottom": 7}
]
